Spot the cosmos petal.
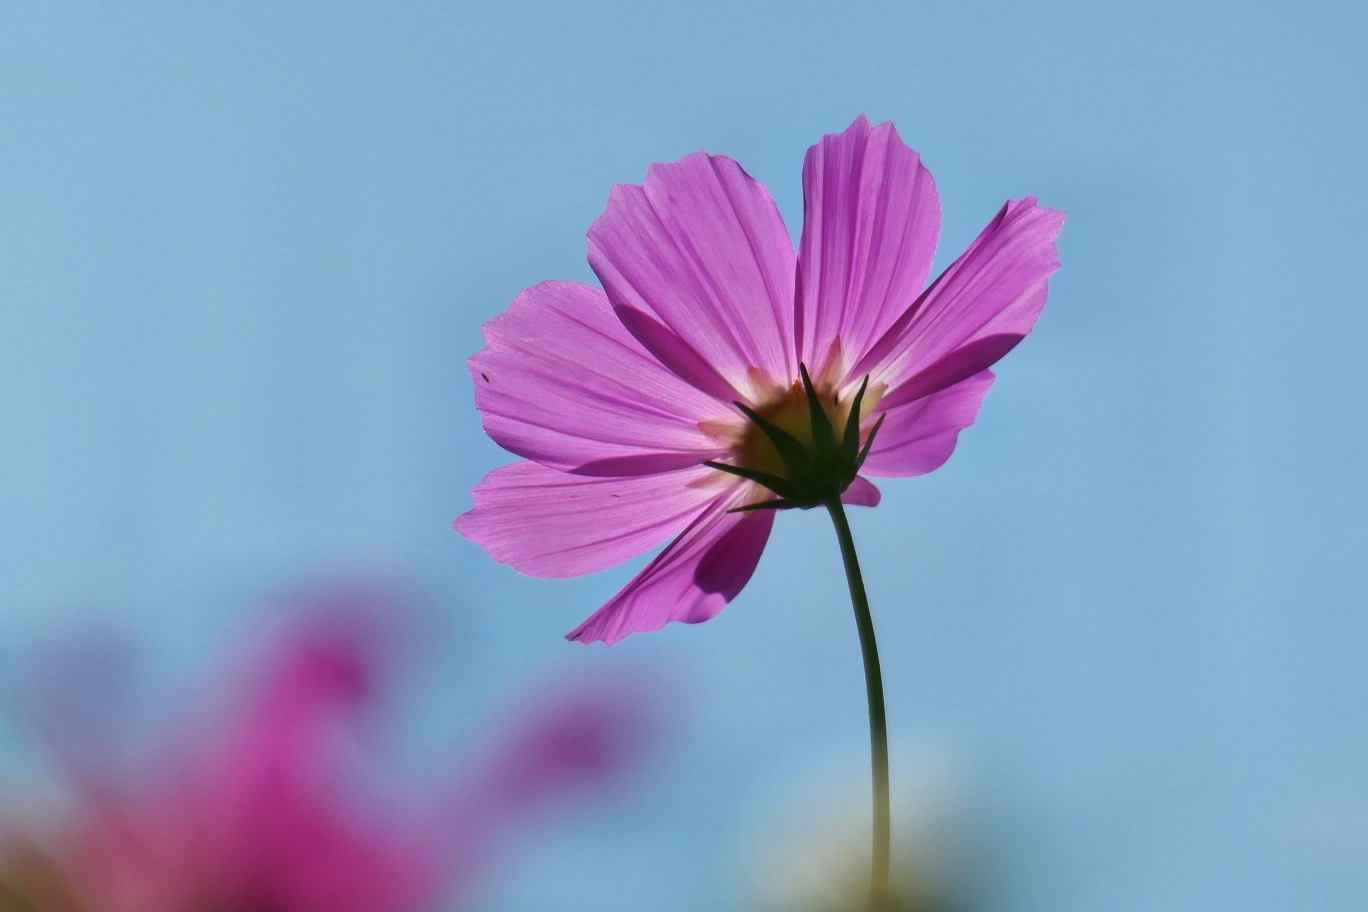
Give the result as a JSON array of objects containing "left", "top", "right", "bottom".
[
  {"left": 841, "top": 476, "right": 882, "bottom": 507},
  {"left": 455, "top": 461, "right": 721, "bottom": 579},
  {"left": 797, "top": 116, "right": 941, "bottom": 375},
  {"left": 588, "top": 152, "right": 797, "bottom": 399},
  {"left": 860, "top": 370, "right": 996, "bottom": 477},
  {"left": 567, "top": 490, "right": 775, "bottom": 645},
  {"left": 471, "top": 281, "right": 730, "bottom": 475},
  {"left": 855, "top": 197, "right": 1064, "bottom": 409}
]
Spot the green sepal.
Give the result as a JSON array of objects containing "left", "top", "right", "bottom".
[
  {"left": 854, "top": 413, "right": 887, "bottom": 472},
  {"left": 703, "top": 460, "right": 800, "bottom": 500},
  {"left": 733, "top": 401, "right": 812, "bottom": 471},
  {"left": 726, "top": 498, "right": 798, "bottom": 513},
  {"left": 842, "top": 375, "right": 871, "bottom": 465},
  {"left": 799, "top": 363, "right": 838, "bottom": 459}
]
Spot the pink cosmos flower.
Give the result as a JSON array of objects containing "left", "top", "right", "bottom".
[
  {"left": 457, "top": 116, "right": 1063, "bottom": 645},
  {"left": 8, "top": 590, "right": 649, "bottom": 912}
]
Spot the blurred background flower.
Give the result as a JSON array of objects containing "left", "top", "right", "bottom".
[
  {"left": 742, "top": 747, "right": 972, "bottom": 912},
  {"left": 0, "top": 581, "right": 654, "bottom": 912}
]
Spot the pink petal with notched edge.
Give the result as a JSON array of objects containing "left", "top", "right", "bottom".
[
  {"left": 455, "top": 461, "right": 724, "bottom": 579},
  {"left": 861, "top": 369, "right": 996, "bottom": 477},
  {"left": 567, "top": 492, "right": 775, "bottom": 645},
  {"left": 796, "top": 116, "right": 941, "bottom": 375},
  {"left": 588, "top": 153, "right": 797, "bottom": 400},
  {"left": 841, "top": 476, "right": 882, "bottom": 507},
  {"left": 854, "top": 198, "right": 1064, "bottom": 411},
  {"left": 472, "top": 281, "right": 732, "bottom": 477}
]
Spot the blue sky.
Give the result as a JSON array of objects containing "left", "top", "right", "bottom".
[{"left": 2, "top": 2, "right": 1366, "bottom": 909}]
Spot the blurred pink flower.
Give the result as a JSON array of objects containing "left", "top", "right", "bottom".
[
  {"left": 456, "top": 115, "right": 1064, "bottom": 644},
  {"left": 9, "top": 591, "right": 648, "bottom": 912}
]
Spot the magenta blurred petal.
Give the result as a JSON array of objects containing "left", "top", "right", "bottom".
[
  {"left": 796, "top": 116, "right": 941, "bottom": 374},
  {"left": 47, "top": 594, "right": 650, "bottom": 912},
  {"left": 567, "top": 493, "right": 775, "bottom": 645},
  {"left": 860, "top": 369, "right": 996, "bottom": 477},
  {"left": 840, "top": 476, "right": 882, "bottom": 507},
  {"left": 588, "top": 152, "right": 796, "bottom": 398},
  {"left": 472, "top": 281, "right": 731, "bottom": 475},
  {"left": 856, "top": 197, "right": 1064, "bottom": 410},
  {"left": 455, "top": 461, "right": 723, "bottom": 578},
  {"left": 67, "top": 611, "right": 442, "bottom": 912},
  {"left": 461, "top": 682, "right": 652, "bottom": 820}
]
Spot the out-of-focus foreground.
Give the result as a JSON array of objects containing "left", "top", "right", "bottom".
[{"left": 0, "top": 583, "right": 651, "bottom": 912}]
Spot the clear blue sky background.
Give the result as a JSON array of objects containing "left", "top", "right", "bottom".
[{"left": 2, "top": 2, "right": 1366, "bottom": 909}]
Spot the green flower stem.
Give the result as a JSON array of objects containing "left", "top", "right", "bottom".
[{"left": 825, "top": 496, "right": 891, "bottom": 908}]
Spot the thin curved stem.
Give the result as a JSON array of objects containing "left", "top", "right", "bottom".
[{"left": 825, "top": 496, "right": 890, "bottom": 908}]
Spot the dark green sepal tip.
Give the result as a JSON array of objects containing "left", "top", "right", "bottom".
[
  {"left": 842, "top": 374, "right": 871, "bottom": 465},
  {"left": 726, "top": 498, "right": 799, "bottom": 514},
  {"left": 798, "top": 363, "right": 838, "bottom": 458},
  {"left": 854, "top": 412, "right": 886, "bottom": 472},
  {"left": 703, "top": 460, "right": 801, "bottom": 501},
  {"left": 732, "top": 401, "right": 811, "bottom": 470}
]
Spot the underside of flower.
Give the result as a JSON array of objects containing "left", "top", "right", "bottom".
[
  {"left": 457, "top": 116, "right": 1064, "bottom": 646},
  {"left": 706, "top": 364, "right": 887, "bottom": 512}
]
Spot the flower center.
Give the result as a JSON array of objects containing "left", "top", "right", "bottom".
[
  {"left": 736, "top": 380, "right": 850, "bottom": 478},
  {"left": 705, "top": 364, "right": 886, "bottom": 512}
]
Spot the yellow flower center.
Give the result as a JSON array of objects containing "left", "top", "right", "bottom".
[
  {"left": 737, "top": 379, "right": 850, "bottom": 477},
  {"left": 698, "top": 361, "right": 888, "bottom": 510}
]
